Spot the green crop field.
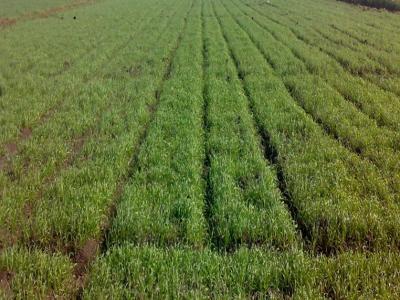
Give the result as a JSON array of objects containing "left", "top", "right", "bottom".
[{"left": 1, "top": 0, "right": 400, "bottom": 298}]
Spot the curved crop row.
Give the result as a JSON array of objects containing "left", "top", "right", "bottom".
[{"left": 213, "top": 0, "right": 400, "bottom": 252}]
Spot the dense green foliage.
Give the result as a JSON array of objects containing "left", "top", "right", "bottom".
[
  {"left": 84, "top": 246, "right": 400, "bottom": 299},
  {"left": 1, "top": 0, "right": 400, "bottom": 297}
]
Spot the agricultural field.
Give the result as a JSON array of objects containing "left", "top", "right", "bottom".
[{"left": 0, "top": 0, "right": 400, "bottom": 298}]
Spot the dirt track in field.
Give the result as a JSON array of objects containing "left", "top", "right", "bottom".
[{"left": 0, "top": 0, "right": 97, "bottom": 29}]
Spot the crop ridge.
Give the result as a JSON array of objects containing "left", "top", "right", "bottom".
[
  {"left": 0, "top": 98, "right": 63, "bottom": 173},
  {"left": 238, "top": 0, "right": 400, "bottom": 98},
  {"left": 2, "top": 0, "right": 400, "bottom": 297},
  {"left": 214, "top": 0, "right": 400, "bottom": 253},
  {"left": 0, "top": 4, "right": 166, "bottom": 179},
  {"left": 21, "top": 0, "right": 165, "bottom": 76},
  {"left": 200, "top": 2, "right": 214, "bottom": 248},
  {"left": 258, "top": 0, "right": 400, "bottom": 44},
  {"left": 212, "top": 0, "right": 306, "bottom": 246},
  {"left": 222, "top": 0, "right": 400, "bottom": 195},
  {"left": 23, "top": 105, "right": 113, "bottom": 250},
  {"left": 221, "top": 1, "right": 361, "bottom": 159},
  {"left": 231, "top": 0, "right": 400, "bottom": 132},
  {"left": 266, "top": 2, "right": 393, "bottom": 68},
  {"left": 77, "top": 0, "right": 192, "bottom": 283},
  {"left": 71, "top": 4, "right": 193, "bottom": 298},
  {"left": 0, "top": 2, "right": 168, "bottom": 169},
  {"left": 289, "top": 12, "right": 398, "bottom": 78},
  {"left": 329, "top": 23, "right": 395, "bottom": 53}
]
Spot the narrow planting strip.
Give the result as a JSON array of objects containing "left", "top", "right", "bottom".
[{"left": 200, "top": 2, "right": 213, "bottom": 245}]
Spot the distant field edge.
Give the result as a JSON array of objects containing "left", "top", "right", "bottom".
[{"left": 337, "top": 0, "right": 400, "bottom": 11}]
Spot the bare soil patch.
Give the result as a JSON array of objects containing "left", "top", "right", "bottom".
[
  {"left": 4, "top": 143, "right": 17, "bottom": 156},
  {"left": 0, "top": 270, "right": 14, "bottom": 298},
  {"left": 20, "top": 127, "right": 32, "bottom": 140},
  {"left": 0, "top": 18, "right": 17, "bottom": 27},
  {"left": 73, "top": 239, "right": 98, "bottom": 280}
]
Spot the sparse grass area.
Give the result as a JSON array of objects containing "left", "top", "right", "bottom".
[{"left": 1, "top": 0, "right": 400, "bottom": 297}]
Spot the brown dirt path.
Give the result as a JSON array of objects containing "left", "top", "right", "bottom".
[{"left": 0, "top": 0, "right": 98, "bottom": 29}]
